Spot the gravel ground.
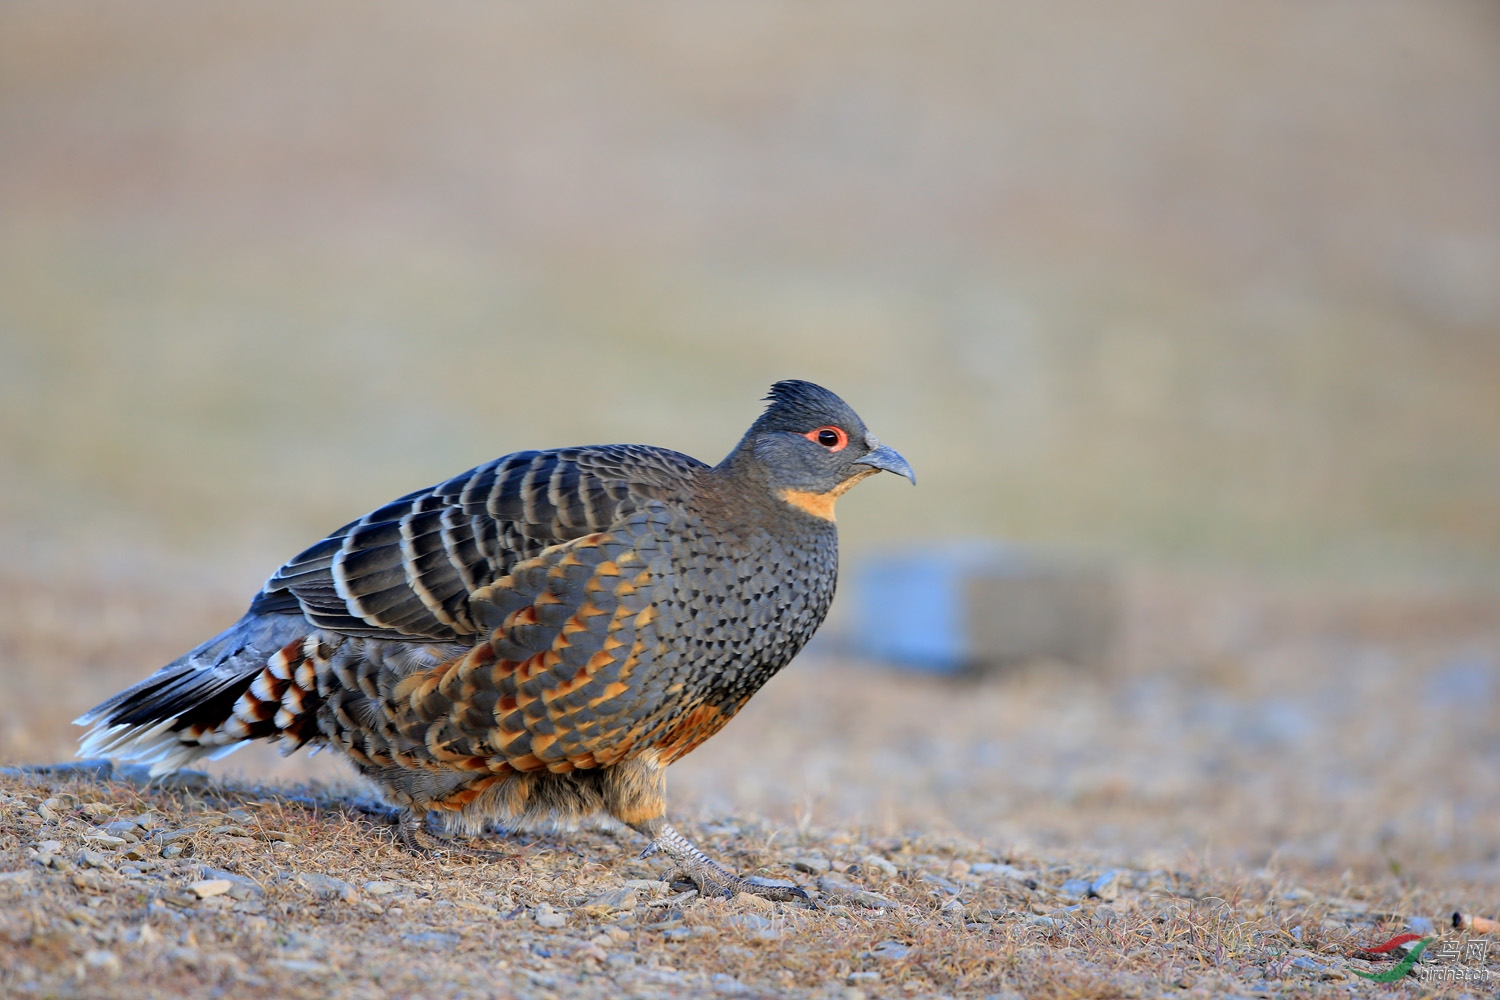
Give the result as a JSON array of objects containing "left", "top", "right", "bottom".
[
  {"left": 1, "top": 568, "right": 1498, "bottom": 998},
  {"left": 1, "top": 764, "right": 1496, "bottom": 1000}
]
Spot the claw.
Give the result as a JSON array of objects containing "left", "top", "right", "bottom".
[
  {"left": 739, "top": 877, "right": 816, "bottom": 905},
  {"left": 644, "top": 823, "right": 816, "bottom": 906}
]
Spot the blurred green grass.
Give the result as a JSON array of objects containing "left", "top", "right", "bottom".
[
  {"left": 4, "top": 246, "right": 1498, "bottom": 584},
  {"left": 1, "top": 1, "right": 1497, "bottom": 586}
]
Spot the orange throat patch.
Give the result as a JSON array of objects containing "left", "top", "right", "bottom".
[{"left": 778, "top": 468, "right": 879, "bottom": 521}]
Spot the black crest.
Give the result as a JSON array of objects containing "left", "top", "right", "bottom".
[{"left": 753, "top": 380, "right": 861, "bottom": 434}]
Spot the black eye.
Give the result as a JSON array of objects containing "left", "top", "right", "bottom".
[{"left": 803, "top": 425, "right": 849, "bottom": 450}]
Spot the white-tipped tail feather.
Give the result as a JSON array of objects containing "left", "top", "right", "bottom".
[
  {"left": 75, "top": 719, "right": 247, "bottom": 775},
  {"left": 73, "top": 611, "right": 312, "bottom": 775}
]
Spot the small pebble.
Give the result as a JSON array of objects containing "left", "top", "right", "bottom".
[
  {"left": 865, "top": 941, "right": 911, "bottom": 961},
  {"left": 579, "top": 887, "right": 637, "bottom": 917},
  {"left": 725, "top": 913, "right": 778, "bottom": 941},
  {"left": 196, "top": 868, "right": 262, "bottom": 900},
  {"left": 188, "top": 879, "right": 232, "bottom": 899},
  {"left": 70, "top": 871, "right": 104, "bottom": 892},
  {"left": 984, "top": 864, "right": 1040, "bottom": 885},
  {"left": 167, "top": 947, "right": 201, "bottom": 968},
  {"left": 731, "top": 892, "right": 774, "bottom": 912},
  {"left": 83, "top": 834, "right": 127, "bottom": 848},
  {"left": 119, "top": 924, "right": 160, "bottom": 946},
  {"left": 1059, "top": 878, "right": 1092, "bottom": 900},
  {"left": 82, "top": 949, "right": 121, "bottom": 977},
  {"left": 534, "top": 903, "right": 568, "bottom": 929},
  {"left": 859, "top": 855, "right": 898, "bottom": 877},
  {"left": 1090, "top": 869, "right": 1125, "bottom": 901},
  {"left": 920, "top": 873, "right": 962, "bottom": 895},
  {"left": 273, "top": 959, "right": 333, "bottom": 976},
  {"left": 818, "top": 875, "right": 898, "bottom": 910},
  {"left": 402, "top": 931, "right": 461, "bottom": 949},
  {"left": 817, "top": 874, "right": 857, "bottom": 893},
  {"left": 290, "top": 872, "right": 357, "bottom": 902},
  {"left": 854, "top": 891, "right": 899, "bottom": 910},
  {"left": 792, "top": 856, "right": 831, "bottom": 873},
  {"left": 79, "top": 850, "right": 114, "bottom": 870}
]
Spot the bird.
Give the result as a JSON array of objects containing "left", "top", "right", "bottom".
[{"left": 76, "top": 379, "right": 913, "bottom": 900}]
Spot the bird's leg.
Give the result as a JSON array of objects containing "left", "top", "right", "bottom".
[
  {"left": 397, "top": 809, "right": 450, "bottom": 854},
  {"left": 604, "top": 755, "right": 810, "bottom": 903},
  {"left": 642, "top": 822, "right": 812, "bottom": 904},
  {"left": 396, "top": 809, "right": 512, "bottom": 862}
]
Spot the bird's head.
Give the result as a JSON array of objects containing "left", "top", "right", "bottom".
[{"left": 721, "top": 380, "right": 914, "bottom": 521}]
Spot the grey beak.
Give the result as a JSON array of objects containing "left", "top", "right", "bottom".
[{"left": 855, "top": 444, "right": 915, "bottom": 484}]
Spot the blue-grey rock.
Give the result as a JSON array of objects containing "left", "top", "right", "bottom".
[
  {"left": 852, "top": 544, "right": 1117, "bottom": 673},
  {"left": 1059, "top": 878, "right": 1092, "bottom": 899},
  {"left": 865, "top": 941, "right": 912, "bottom": 961},
  {"left": 1089, "top": 869, "right": 1126, "bottom": 901}
]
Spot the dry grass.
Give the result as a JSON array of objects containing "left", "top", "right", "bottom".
[
  {"left": 2, "top": 565, "right": 1499, "bottom": 998},
  {"left": 1, "top": 765, "right": 1495, "bottom": 1000}
]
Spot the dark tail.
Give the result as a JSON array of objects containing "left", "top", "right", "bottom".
[{"left": 75, "top": 611, "right": 310, "bottom": 774}]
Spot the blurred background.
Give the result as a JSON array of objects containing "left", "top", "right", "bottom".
[{"left": 2, "top": 2, "right": 1498, "bottom": 887}]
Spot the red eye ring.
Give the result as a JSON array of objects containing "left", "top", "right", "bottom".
[{"left": 804, "top": 426, "right": 848, "bottom": 451}]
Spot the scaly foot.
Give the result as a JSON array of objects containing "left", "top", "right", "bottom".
[{"left": 643, "top": 823, "right": 813, "bottom": 904}]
